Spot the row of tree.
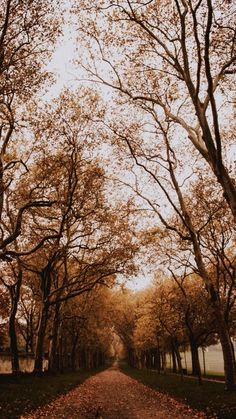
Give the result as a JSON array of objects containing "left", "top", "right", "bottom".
[
  {"left": 1, "top": 0, "right": 236, "bottom": 394},
  {"left": 0, "top": 0, "right": 135, "bottom": 374},
  {"left": 75, "top": 0, "right": 236, "bottom": 390},
  {"left": 111, "top": 272, "right": 235, "bottom": 386}
]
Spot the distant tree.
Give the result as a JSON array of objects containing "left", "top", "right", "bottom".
[{"left": 109, "top": 289, "right": 138, "bottom": 367}]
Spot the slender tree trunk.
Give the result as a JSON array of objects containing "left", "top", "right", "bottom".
[
  {"left": 146, "top": 350, "right": 151, "bottom": 369},
  {"left": 161, "top": 350, "right": 166, "bottom": 372},
  {"left": 215, "top": 165, "right": 236, "bottom": 222},
  {"left": 194, "top": 107, "right": 236, "bottom": 222},
  {"left": 214, "top": 307, "right": 236, "bottom": 390},
  {"left": 199, "top": 277, "right": 236, "bottom": 389},
  {"left": 171, "top": 342, "right": 177, "bottom": 373},
  {"left": 49, "top": 302, "right": 61, "bottom": 373},
  {"left": 29, "top": 310, "right": 34, "bottom": 354},
  {"left": 9, "top": 299, "right": 20, "bottom": 374},
  {"left": 71, "top": 333, "right": 79, "bottom": 371},
  {"left": 202, "top": 348, "right": 206, "bottom": 377},
  {"left": 230, "top": 340, "right": 236, "bottom": 372},
  {"left": 8, "top": 270, "right": 22, "bottom": 374},
  {"left": 34, "top": 303, "right": 49, "bottom": 373},
  {"left": 198, "top": 262, "right": 236, "bottom": 389},
  {"left": 141, "top": 350, "right": 145, "bottom": 369},
  {"left": 155, "top": 346, "right": 161, "bottom": 373},
  {"left": 189, "top": 336, "right": 202, "bottom": 385},
  {"left": 34, "top": 264, "right": 53, "bottom": 373},
  {"left": 191, "top": 231, "right": 236, "bottom": 389},
  {"left": 172, "top": 337, "right": 183, "bottom": 380}
]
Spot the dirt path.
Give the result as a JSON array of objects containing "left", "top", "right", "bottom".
[{"left": 22, "top": 365, "right": 206, "bottom": 419}]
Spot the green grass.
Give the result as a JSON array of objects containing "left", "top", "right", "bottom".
[
  {"left": 120, "top": 364, "right": 236, "bottom": 419},
  {"left": 0, "top": 367, "right": 106, "bottom": 419}
]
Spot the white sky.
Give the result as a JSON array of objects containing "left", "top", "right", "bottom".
[{"left": 44, "top": 15, "right": 78, "bottom": 99}]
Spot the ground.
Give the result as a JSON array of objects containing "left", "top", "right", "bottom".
[{"left": 21, "top": 365, "right": 207, "bottom": 419}]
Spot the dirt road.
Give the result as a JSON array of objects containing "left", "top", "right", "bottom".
[{"left": 22, "top": 365, "right": 206, "bottom": 419}]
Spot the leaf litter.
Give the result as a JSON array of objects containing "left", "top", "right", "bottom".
[{"left": 21, "top": 365, "right": 209, "bottom": 419}]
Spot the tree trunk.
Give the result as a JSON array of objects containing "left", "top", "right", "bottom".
[
  {"left": 191, "top": 223, "right": 236, "bottom": 389},
  {"left": 141, "top": 350, "right": 145, "bottom": 369},
  {"left": 71, "top": 332, "right": 79, "bottom": 371},
  {"left": 146, "top": 350, "right": 151, "bottom": 369},
  {"left": 171, "top": 342, "right": 177, "bottom": 373},
  {"left": 155, "top": 347, "right": 161, "bottom": 373},
  {"left": 172, "top": 337, "right": 183, "bottom": 380},
  {"left": 201, "top": 273, "right": 236, "bottom": 390},
  {"left": 8, "top": 270, "right": 22, "bottom": 374},
  {"left": 49, "top": 302, "right": 61, "bottom": 373},
  {"left": 161, "top": 350, "right": 167, "bottom": 372},
  {"left": 230, "top": 340, "right": 236, "bottom": 372},
  {"left": 34, "top": 264, "right": 52, "bottom": 373},
  {"left": 189, "top": 336, "right": 202, "bottom": 385},
  {"left": 215, "top": 309, "right": 236, "bottom": 390},
  {"left": 215, "top": 165, "right": 236, "bottom": 222},
  {"left": 34, "top": 303, "right": 49, "bottom": 373},
  {"left": 9, "top": 300, "right": 20, "bottom": 374},
  {"left": 194, "top": 107, "right": 236, "bottom": 222}
]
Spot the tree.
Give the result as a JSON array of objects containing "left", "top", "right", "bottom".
[
  {"left": 76, "top": 0, "right": 236, "bottom": 220},
  {"left": 0, "top": 0, "right": 61, "bottom": 257},
  {"left": 109, "top": 289, "right": 138, "bottom": 367},
  {"left": 0, "top": 2, "right": 62, "bottom": 372},
  {"left": 102, "top": 113, "right": 236, "bottom": 389},
  {"left": 48, "top": 286, "right": 114, "bottom": 372},
  {"left": 165, "top": 273, "right": 216, "bottom": 384},
  {"left": 12, "top": 91, "right": 137, "bottom": 373}
]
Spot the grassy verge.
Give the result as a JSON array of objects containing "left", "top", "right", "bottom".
[
  {"left": 120, "top": 364, "right": 236, "bottom": 419},
  {"left": 165, "top": 367, "right": 225, "bottom": 381},
  {"left": 0, "top": 366, "right": 105, "bottom": 419}
]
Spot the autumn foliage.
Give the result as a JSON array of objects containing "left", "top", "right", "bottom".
[{"left": 0, "top": 0, "right": 236, "bottom": 398}]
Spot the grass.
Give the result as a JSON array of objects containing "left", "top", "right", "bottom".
[
  {"left": 0, "top": 366, "right": 105, "bottom": 419},
  {"left": 120, "top": 364, "right": 236, "bottom": 419},
  {"left": 165, "top": 367, "right": 225, "bottom": 381}
]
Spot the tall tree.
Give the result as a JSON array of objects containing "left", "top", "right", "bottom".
[
  {"left": 76, "top": 0, "right": 236, "bottom": 220},
  {"left": 0, "top": 0, "right": 61, "bottom": 261}
]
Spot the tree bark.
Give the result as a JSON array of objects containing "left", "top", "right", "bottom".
[
  {"left": 71, "top": 332, "right": 79, "bottom": 371},
  {"left": 49, "top": 302, "right": 61, "bottom": 372},
  {"left": 34, "top": 302, "right": 49, "bottom": 373},
  {"left": 171, "top": 342, "right": 177, "bottom": 373},
  {"left": 189, "top": 336, "right": 202, "bottom": 385},
  {"left": 34, "top": 263, "right": 53, "bottom": 373},
  {"left": 214, "top": 307, "right": 236, "bottom": 390},
  {"left": 8, "top": 269, "right": 22, "bottom": 374},
  {"left": 172, "top": 337, "right": 183, "bottom": 380},
  {"left": 9, "top": 295, "right": 20, "bottom": 374}
]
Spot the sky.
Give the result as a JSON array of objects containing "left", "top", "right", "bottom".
[{"left": 45, "top": 4, "right": 78, "bottom": 100}]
